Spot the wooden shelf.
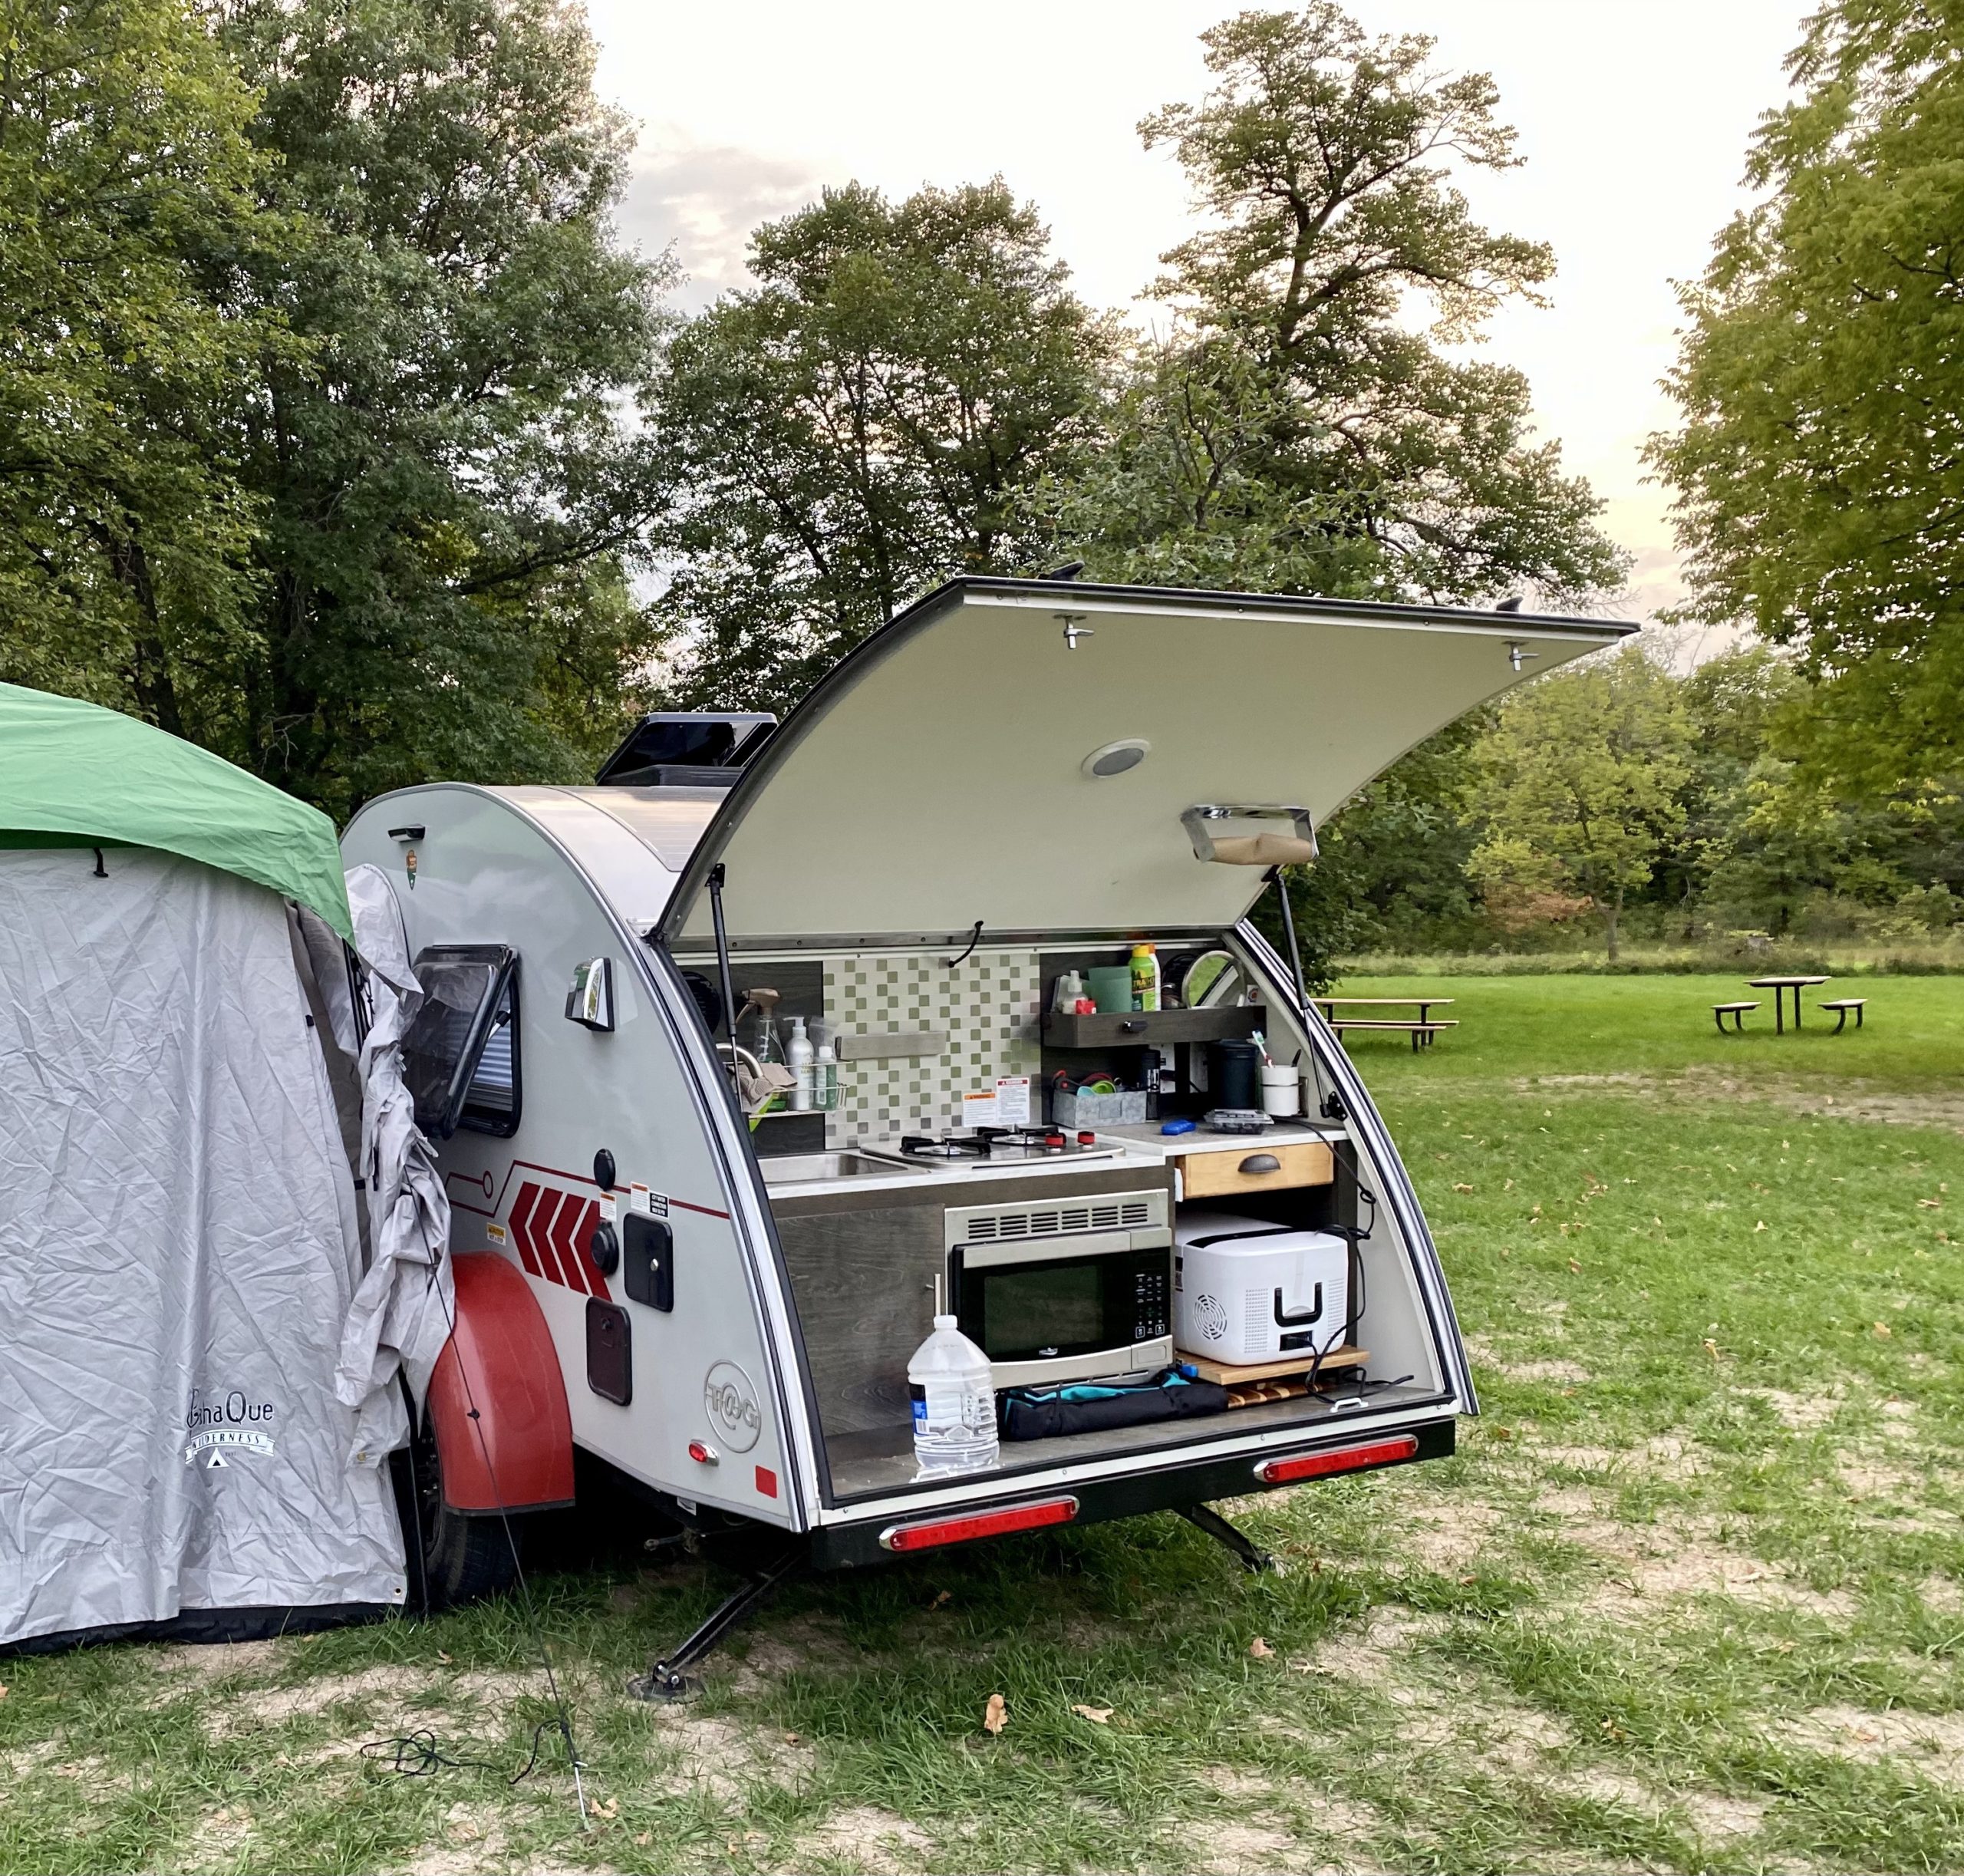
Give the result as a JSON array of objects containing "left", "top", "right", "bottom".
[
  {"left": 1181, "top": 1347, "right": 1368, "bottom": 1384},
  {"left": 1041, "top": 1005, "right": 1261, "bottom": 1050}
]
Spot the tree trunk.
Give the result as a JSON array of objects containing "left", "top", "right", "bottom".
[
  {"left": 1604, "top": 884, "right": 1623, "bottom": 963},
  {"left": 111, "top": 536, "right": 185, "bottom": 737}
]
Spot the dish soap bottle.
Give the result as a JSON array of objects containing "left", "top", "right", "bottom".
[
  {"left": 908, "top": 1315, "right": 998, "bottom": 1478},
  {"left": 815, "top": 1030, "right": 839, "bottom": 1110},
  {"left": 786, "top": 1014, "right": 816, "bottom": 1111},
  {"left": 1130, "top": 941, "right": 1161, "bottom": 1011}
]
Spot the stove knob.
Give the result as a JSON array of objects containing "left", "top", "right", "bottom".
[{"left": 1077, "top": 1131, "right": 1097, "bottom": 1146}]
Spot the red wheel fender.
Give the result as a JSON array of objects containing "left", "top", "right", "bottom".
[{"left": 427, "top": 1252, "right": 575, "bottom": 1513}]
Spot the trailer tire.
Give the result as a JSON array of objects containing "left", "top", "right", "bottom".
[{"left": 397, "top": 1414, "right": 522, "bottom": 1610}]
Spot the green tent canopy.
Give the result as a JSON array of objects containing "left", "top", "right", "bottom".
[{"left": 0, "top": 683, "right": 352, "bottom": 939}]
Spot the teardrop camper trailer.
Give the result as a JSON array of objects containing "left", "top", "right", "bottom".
[{"left": 342, "top": 577, "right": 1631, "bottom": 1678}]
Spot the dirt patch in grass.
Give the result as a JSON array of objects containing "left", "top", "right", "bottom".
[
  {"left": 1774, "top": 1705, "right": 1964, "bottom": 1783},
  {"left": 215, "top": 1663, "right": 542, "bottom": 1732},
  {"left": 1521, "top": 1067, "right": 1964, "bottom": 1135},
  {"left": 641, "top": 1706, "right": 816, "bottom": 1802},
  {"left": 793, "top": 1805, "right": 933, "bottom": 1874},
  {"left": 1195, "top": 1821, "right": 1302, "bottom": 1874}
]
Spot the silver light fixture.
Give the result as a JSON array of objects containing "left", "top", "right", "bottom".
[{"left": 1082, "top": 738, "right": 1150, "bottom": 779}]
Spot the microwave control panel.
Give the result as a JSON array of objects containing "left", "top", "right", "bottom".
[{"left": 1132, "top": 1266, "right": 1171, "bottom": 1344}]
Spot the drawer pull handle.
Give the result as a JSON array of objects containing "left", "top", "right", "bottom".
[{"left": 1239, "top": 1153, "right": 1281, "bottom": 1174}]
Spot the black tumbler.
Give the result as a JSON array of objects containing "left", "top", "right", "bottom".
[{"left": 1208, "top": 1038, "right": 1263, "bottom": 1111}]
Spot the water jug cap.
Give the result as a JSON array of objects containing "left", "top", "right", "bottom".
[{"left": 933, "top": 1314, "right": 957, "bottom": 1330}]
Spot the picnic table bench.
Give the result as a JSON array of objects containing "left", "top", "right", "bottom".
[
  {"left": 1819, "top": 997, "right": 1867, "bottom": 1033},
  {"left": 1313, "top": 997, "right": 1458, "bottom": 1052},
  {"left": 1712, "top": 1000, "right": 1759, "bottom": 1034}
]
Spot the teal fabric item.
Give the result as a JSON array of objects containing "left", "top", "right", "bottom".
[{"left": 0, "top": 683, "right": 351, "bottom": 938}]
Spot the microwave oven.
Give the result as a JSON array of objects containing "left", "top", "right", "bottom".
[{"left": 945, "top": 1189, "right": 1174, "bottom": 1389}]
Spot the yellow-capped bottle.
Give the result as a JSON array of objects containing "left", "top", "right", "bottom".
[{"left": 1130, "top": 941, "right": 1160, "bottom": 1011}]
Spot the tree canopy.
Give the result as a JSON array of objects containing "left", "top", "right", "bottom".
[
  {"left": 650, "top": 180, "right": 1115, "bottom": 706},
  {"left": 1053, "top": 5, "right": 1624, "bottom": 604},
  {"left": 1652, "top": 0, "right": 1964, "bottom": 796}
]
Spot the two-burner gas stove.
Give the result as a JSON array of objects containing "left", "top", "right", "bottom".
[{"left": 877, "top": 1125, "right": 1126, "bottom": 1167}]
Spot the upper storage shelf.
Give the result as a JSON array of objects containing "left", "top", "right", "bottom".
[{"left": 1040, "top": 1006, "right": 1262, "bottom": 1050}]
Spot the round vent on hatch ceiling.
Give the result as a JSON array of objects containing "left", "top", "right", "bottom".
[{"left": 1082, "top": 738, "right": 1150, "bottom": 780}]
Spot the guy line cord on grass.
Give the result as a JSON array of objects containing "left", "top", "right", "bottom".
[{"left": 363, "top": 1219, "right": 590, "bottom": 1829}]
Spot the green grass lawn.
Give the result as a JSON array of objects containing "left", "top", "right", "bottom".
[{"left": 6, "top": 976, "right": 1964, "bottom": 1874}]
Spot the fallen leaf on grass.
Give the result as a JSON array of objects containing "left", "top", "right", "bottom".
[
  {"left": 1567, "top": 1258, "right": 1583, "bottom": 1273},
  {"left": 1874, "top": 1320, "right": 1892, "bottom": 1338},
  {"left": 592, "top": 1797, "right": 619, "bottom": 1821},
  {"left": 1703, "top": 1337, "right": 1722, "bottom": 1360},
  {"left": 931, "top": 1589, "right": 952, "bottom": 1609},
  {"left": 0, "top": 1683, "right": 8, "bottom": 1700},
  {"left": 1248, "top": 1637, "right": 1274, "bottom": 1658},
  {"left": 783, "top": 1732, "right": 802, "bottom": 1745},
  {"left": 435, "top": 1650, "right": 453, "bottom": 1665},
  {"left": 1452, "top": 1182, "right": 1474, "bottom": 1194},
  {"left": 634, "top": 1834, "right": 651, "bottom": 1848},
  {"left": 1920, "top": 1198, "right": 1942, "bottom": 1209},
  {"left": 1071, "top": 1704, "right": 1114, "bottom": 1723},
  {"left": 983, "top": 1693, "right": 1008, "bottom": 1735},
  {"left": 1755, "top": 1221, "right": 1767, "bottom": 1232}
]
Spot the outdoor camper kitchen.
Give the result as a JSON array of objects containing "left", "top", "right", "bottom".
[{"left": 339, "top": 575, "right": 1630, "bottom": 1667}]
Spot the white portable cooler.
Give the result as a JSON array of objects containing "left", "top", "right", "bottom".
[{"left": 1174, "top": 1211, "right": 1351, "bottom": 1365}]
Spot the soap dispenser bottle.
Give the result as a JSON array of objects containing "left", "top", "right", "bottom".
[
  {"left": 815, "top": 1030, "right": 839, "bottom": 1110},
  {"left": 786, "top": 1015, "right": 816, "bottom": 1111}
]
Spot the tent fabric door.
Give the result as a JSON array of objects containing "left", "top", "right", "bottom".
[{"left": 0, "top": 848, "right": 404, "bottom": 1650}]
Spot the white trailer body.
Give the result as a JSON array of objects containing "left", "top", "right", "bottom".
[{"left": 341, "top": 577, "right": 1628, "bottom": 1571}]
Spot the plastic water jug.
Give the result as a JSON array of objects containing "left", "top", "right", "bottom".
[{"left": 908, "top": 1315, "right": 999, "bottom": 1478}]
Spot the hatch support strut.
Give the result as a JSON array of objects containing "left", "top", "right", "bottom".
[
  {"left": 1267, "top": 863, "right": 1310, "bottom": 1018},
  {"left": 705, "top": 862, "right": 740, "bottom": 1083}
]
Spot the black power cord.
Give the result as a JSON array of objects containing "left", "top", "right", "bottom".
[{"left": 361, "top": 1211, "right": 590, "bottom": 1822}]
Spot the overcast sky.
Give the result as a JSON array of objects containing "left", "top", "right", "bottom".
[{"left": 588, "top": 0, "right": 1813, "bottom": 639}]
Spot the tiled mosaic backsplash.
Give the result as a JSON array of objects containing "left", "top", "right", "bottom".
[{"left": 824, "top": 949, "right": 1043, "bottom": 1145}]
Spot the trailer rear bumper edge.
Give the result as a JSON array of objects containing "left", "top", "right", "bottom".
[{"left": 807, "top": 1416, "right": 1455, "bottom": 1569}]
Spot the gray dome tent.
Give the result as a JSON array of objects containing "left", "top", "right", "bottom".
[{"left": 0, "top": 684, "right": 429, "bottom": 1650}]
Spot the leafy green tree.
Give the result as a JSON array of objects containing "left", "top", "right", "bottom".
[
  {"left": 1468, "top": 647, "right": 1693, "bottom": 960},
  {"left": 1267, "top": 711, "right": 1488, "bottom": 983},
  {"left": 652, "top": 180, "right": 1117, "bottom": 707},
  {"left": 1652, "top": 0, "right": 1964, "bottom": 795},
  {"left": 200, "top": 0, "right": 672, "bottom": 816},
  {"left": 1056, "top": 5, "right": 1623, "bottom": 603},
  {"left": 0, "top": 0, "right": 274, "bottom": 724}
]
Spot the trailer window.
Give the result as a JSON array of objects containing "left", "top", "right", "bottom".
[
  {"left": 460, "top": 978, "right": 520, "bottom": 1137},
  {"left": 403, "top": 945, "right": 519, "bottom": 1140}
]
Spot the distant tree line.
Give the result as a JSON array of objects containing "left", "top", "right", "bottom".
[{"left": 5, "top": 0, "right": 1959, "bottom": 971}]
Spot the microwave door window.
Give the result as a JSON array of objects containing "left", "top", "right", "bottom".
[{"left": 983, "top": 1262, "right": 1108, "bottom": 1360}]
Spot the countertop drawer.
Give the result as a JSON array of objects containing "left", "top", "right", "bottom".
[{"left": 1177, "top": 1140, "right": 1333, "bottom": 1198}]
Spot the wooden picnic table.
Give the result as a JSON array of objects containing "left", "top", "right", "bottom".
[
  {"left": 1313, "top": 996, "right": 1458, "bottom": 1051},
  {"left": 1747, "top": 975, "right": 1829, "bottom": 1035}
]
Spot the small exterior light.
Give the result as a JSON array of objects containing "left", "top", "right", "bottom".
[{"left": 1083, "top": 739, "right": 1150, "bottom": 779}]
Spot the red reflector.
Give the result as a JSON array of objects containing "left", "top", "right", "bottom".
[
  {"left": 1255, "top": 1435, "right": 1419, "bottom": 1485},
  {"left": 754, "top": 1465, "right": 779, "bottom": 1498},
  {"left": 879, "top": 1495, "right": 1079, "bottom": 1554},
  {"left": 687, "top": 1439, "right": 717, "bottom": 1465}
]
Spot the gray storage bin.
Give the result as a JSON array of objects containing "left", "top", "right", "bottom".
[{"left": 1052, "top": 1085, "right": 1147, "bottom": 1128}]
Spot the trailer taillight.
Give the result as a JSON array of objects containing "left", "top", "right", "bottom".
[
  {"left": 1254, "top": 1435, "right": 1419, "bottom": 1485},
  {"left": 878, "top": 1495, "right": 1079, "bottom": 1554}
]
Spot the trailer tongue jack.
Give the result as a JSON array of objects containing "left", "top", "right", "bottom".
[{"left": 627, "top": 1542, "right": 809, "bottom": 1702}]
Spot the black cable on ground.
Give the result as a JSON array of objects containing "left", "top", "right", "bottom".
[{"left": 361, "top": 1200, "right": 589, "bottom": 1825}]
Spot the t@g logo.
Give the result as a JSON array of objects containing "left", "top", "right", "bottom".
[{"left": 703, "top": 1362, "right": 763, "bottom": 1453}]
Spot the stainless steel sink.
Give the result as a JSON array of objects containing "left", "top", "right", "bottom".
[{"left": 758, "top": 1150, "right": 916, "bottom": 1185}]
